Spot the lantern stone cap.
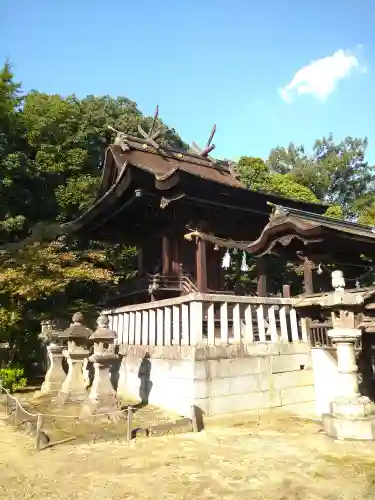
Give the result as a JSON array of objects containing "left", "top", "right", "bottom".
[
  {"left": 39, "top": 319, "right": 62, "bottom": 343},
  {"left": 89, "top": 314, "right": 116, "bottom": 341},
  {"left": 328, "top": 327, "right": 362, "bottom": 340},
  {"left": 59, "top": 312, "right": 93, "bottom": 339}
]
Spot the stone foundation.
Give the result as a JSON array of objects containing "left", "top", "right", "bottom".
[{"left": 117, "top": 343, "right": 315, "bottom": 418}]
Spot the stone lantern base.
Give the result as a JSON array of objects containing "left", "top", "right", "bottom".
[
  {"left": 56, "top": 354, "right": 89, "bottom": 405},
  {"left": 41, "top": 344, "right": 66, "bottom": 396},
  {"left": 81, "top": 355, "right": 119, "bottom": 417},
  {"left": 324, "top": 397, "right": 375, "bottom": 440},
  {"left": 323, "top": 327, "right": 375, "bottom": 440}
]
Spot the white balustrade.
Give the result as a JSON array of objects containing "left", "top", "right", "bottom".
[{"left": 102, "top": 293, "right": 304, "bottom": 347}]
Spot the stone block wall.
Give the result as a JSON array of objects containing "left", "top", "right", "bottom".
[
  {"left": 310, "top": 347, "right": 339, "bottom": 415},
  {"left": 117, "top": 343, "right": 315, "bottom": 418}
]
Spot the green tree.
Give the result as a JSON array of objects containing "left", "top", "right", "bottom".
[
  {"left": 235, "top": 156, "right": 319, "bottom": 204},
  {"left": 0, "top": 63, "right": 186, "bottom": 370},
  {"left": 266, "top": 135, "right": 375, "bottom": 218}
]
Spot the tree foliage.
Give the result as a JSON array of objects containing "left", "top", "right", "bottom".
[
  {"left": 234, "top": 136, "right": 374, "bottom": 294},
  {"left": 235, "top": 156, "right": 319, "bottom": 204},
  {"left": 0, "top": 62, "right": 185, "bottom": 369},
  {"left": 1, "top": 59, "right": 375, "bottom": 369},
  {"left": 265, "top": 136, "right": 375, "bottom": 220}
]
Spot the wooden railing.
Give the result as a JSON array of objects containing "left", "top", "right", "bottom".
[
  {"left": 104, "top": 293, "right": 306, "bottom": 346},
  {"left": 148, "top": 274, "right": 198, "bottom": 294},
  {"left": 307, "top": 320, "right": 362, "bottom": 350}
]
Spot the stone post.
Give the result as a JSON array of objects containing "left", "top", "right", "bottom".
[
  {"left": 83, "top": 314, "right": 118, "bottom": 415},
  {"left": 82, "top": 357, "right": 91, "bottom": 388},
  {"left": 323, "top": 271, "right": 375, "bottom": 440},
  {"left": 39, "top": 320, "right": 66, "bottom": 395},
  {"left": 329, "top": 328, "right": 361, "bottom": 400},
  {"left": 328, "top": 326, "right": 362, "bottom": 402},
  {"left": 57, "top": 312, "right": 92, "bottom": 404},
  {"left": 295, "top": 270, "right": 375, "bottom": 440}
]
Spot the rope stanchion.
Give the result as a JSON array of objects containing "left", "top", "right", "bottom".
[
  {"left": 0, "top": 383, "right": 129, "bottom": 450},
  {"left": 127, "top": 405, "right": 133, "bottom": 442}
]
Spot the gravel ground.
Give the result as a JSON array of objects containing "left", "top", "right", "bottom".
[{"left": 1, "top": 414, "right": 375, "bottom": 500}]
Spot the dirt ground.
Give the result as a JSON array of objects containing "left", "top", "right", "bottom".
[{"left": 1, "top": 412, "right": 375, "bottom": 500}]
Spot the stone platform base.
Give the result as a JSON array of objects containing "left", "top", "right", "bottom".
[
  {"left": 324, "top": 413, "right": 375, "bottom": 440},
  {"left": 323, "top": 399, "right": 375, "bottom": 440},
  {"left": 54, "top": 391, "right": 89, "bottom": 406},
  {"left": 117, "top": 343, "right": 315, "bottom": 418},
  {"left": 40, "top": 381, "right": 63, "bottom": 396},
  {"left": 81, "top": 397, "right": 119, "bottom": 418}
]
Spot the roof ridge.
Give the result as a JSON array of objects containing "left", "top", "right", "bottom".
[{"left": 271, "top": 203, "right": 375, "bottom": 232}]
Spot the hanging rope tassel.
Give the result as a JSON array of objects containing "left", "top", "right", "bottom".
[
  {"left": 222, "top": 249, "right": 231, "bottom": 269},
  {"left": 241, "top": 252, "right": 249, "bottom": 272}
]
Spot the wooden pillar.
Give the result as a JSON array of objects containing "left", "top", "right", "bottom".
[
  {"left": 171, "top": 239, "right": 180, "bottom": 274},
  {"left": 218, "top": 248, "right": 226, "bottom": 291},
  {"left": 303, "top": 258, "right": 314, "bottom": 294},
  {"left": 137, "top": 247, "right": 143, "bottom": 273},
  {"left": 196, "top": 237, "right": 208, "bottom": 292},
  {"left": 207, "top": 244, "right": 221, "bottom": 291},
  {"left": 162, "top": 236, "right": 171, "bottom": 275},
  {"left": 256, "top": 257, "right": 267, "bottom": 297}
]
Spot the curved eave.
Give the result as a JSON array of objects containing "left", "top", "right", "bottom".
[
  {"left": 99, "top": 145, "right": 327, "bottom": 214},
  {"left": 246, "top": 217, "right": 322, "bottom": 255},
  {"left": 66, "top": 159, "right": 133, "bottom": 235},
  {"left": 246, "top": 213, "right": 375, "bottom": 257},
  {"left": 66, "top": 146, "right": 328, "bottom": 238}
]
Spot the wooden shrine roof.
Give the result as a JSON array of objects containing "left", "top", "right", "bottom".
[
  {"left": 93, "top": 137, "right": 326, "bottom": 211},
  {"left": 245, "top": 205, "right": 375, "bottom": 256},
  {"left": 99, "top": 142, "right": 245, "bottom": 194},
  {"left": 67, "top": 117, "right": 327, "bottom": 240}
]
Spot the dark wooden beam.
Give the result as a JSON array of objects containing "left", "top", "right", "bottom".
[
  {"left": 303, "top": 258, "right": 314, "bottom": 294},
  {"left": 162, "top": 236, "right": 171, "bottom": 275},
  {"left": 256, "top": 257, "right": 267, "bottom": 297},
  {"left": 171, "top": 238, "right": 180, "bottom": 274},
  {"left": 196, "top": 237, "right": 208, "bottom": 292},
  {"left": 137, "top": 247, "right": 144, "bottom": 273}
]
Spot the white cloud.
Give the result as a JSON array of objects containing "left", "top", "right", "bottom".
[{"left": 279, "top": 49, "right": 363, "bottom": 103}]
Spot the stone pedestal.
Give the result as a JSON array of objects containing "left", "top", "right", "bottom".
[
  {"left": 323, "top": 327, "right": 375, "bottom": 440},
  {"left": 41, "top": 344, "right": 66, "bottom": 395},
  {"left": 58, "top": 350, "right": 90, "bottom": 403},
  {"left": 56, "top": 312, "right": 92, "bottom": 405},
  {"left": 86, "top": 355, "right": 118, "bottom": 414},
  {"left": 83, "top": 314, "right": 118, "bottom": 416},
  {"left": 82, "top": 357, "right": 91, "bottom": 388}
]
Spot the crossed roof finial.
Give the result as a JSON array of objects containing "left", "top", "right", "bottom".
[
  {"left": 137, "top": 105, "right": 163, "bottom": 149},
  {"left": 191, "top": 124, "right": 217, "bottom": 162}
]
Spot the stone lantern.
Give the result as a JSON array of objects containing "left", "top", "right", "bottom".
[
  {"left": 85, "top": 314, "right": 118, "bottom": 414},
  {"left": 39, "top": 320, "right": 66, "bottom": 395},
  {"left": 0, "top": 339, "right": 9, "bottom": 377},
  {"left": 295, "top": 270, "right": 375, "bottom": 440},
  {"left": 57, "top": 312, "right": 92, "bottom": 404}
]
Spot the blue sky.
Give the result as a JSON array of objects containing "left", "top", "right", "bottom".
[{"left": 2, "top": 0, "right": 375, "bottom": 162}]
